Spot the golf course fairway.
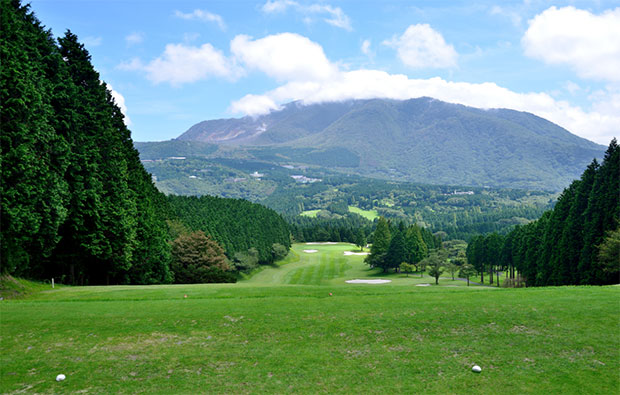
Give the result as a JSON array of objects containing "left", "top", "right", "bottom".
[{"left": 1, "top": 243, "right": 618, "bottom": 394}]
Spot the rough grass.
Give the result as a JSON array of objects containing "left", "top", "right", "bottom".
[
  {"left": 1, "top": 245, "right": 618, "bottom": 394},
  {"left": 0, "top": 275, "right": 62, "bottom": 300}
]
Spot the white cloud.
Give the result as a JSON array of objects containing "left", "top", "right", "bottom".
[
  {"left": 229, "top": 66, "right": 618, "bottom": 145},
  {"left": 261, "top": 1, "right": 352, "bottom": 31},
  {"left": 125, "top": 32, "right": 144, "bottom": 46},
  {"left": 108, "top": 84, "right": 131, "bottom": 126},
  {"left": 231, "top": 33, "right": 338, "bottom": 82},
  {"left": 230, "top": 94, "right": 281, "bottom": 116},
  {"left": 522, "top": 6, "right": 620, "bottom": 82},
  {"left": 175, "top": 9, "right": 226, "bottom": 30},
  {"left": 384, "top": 24, "right": 458, "bottom": 69},
  {"left": 142, "top": 43, "right": 240, "bottom": 85},
  {"left": 361, "top": 39, "right": 372, "bottom": 56},
  {"left": 262, "top": 0, "right": 297, "bottom": 13}
]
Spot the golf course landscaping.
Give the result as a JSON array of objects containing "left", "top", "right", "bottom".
[{"left": 1, "top": 243, "right": 618, "bottom": 393}]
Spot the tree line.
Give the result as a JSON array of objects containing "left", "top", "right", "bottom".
[
  {"left": 167, "top": 195, "right": 291, "bottom": 266},
  {"left": 364, "top": 217, "right": 442, "bottom": 273},
  {"left": 467, "top": 140, "right": 619, "bottom": 286},
  {"left": 1, "top": 1, "right": 291, "bottom": 285}
]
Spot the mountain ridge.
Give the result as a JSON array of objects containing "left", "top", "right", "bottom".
[{"left": 171, "top": 97, "right": 605, "bottom": 191}]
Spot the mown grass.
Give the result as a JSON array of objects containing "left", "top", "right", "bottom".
[
  {"left": 1, "top": 244, "right": 618, "bottom": 394},
  {"left": 348, "top": 206, "right": 379, "bottom": 220},
  {"left": 299, "top": 209, "right": 321, "bottom": 217}
]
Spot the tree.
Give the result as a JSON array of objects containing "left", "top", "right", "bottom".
[
  {"left": 233, "top": 248, "right": 259, "bottom": 272},
  {"left": 597, "top": 228, "right": 620, "bottom": 283},
  {"left": 458, "top": 263, "right": 476, "bottom": 286},
  {"left": 365, "top": 217, "right": 391, "bottom": 269},
  {"left": 170, "top": 230, "right": 234, "bottom": 283},
  {"left": 354, "top": 228, "right": 367, "bottom": 251},
  {"left": 385, "top": 231, "right": 407, "bottom": 272},
  {"left": 400, "top": 262, "right": 415, "bottom": 277},
  {"left": 271, "top": 243, "right": 288, "bottom": 262},
  {"left": 425, "top": 252, "right": 445, "bottom": 285},
  {"left": 444, "top": 261, "right": 459, "bottom": 280},
  {"left": 405, "top": 225, "right": 427, "bottom": 268}
]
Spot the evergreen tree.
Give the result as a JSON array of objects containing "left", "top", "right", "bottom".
[
  {"left": 385, "top": 231, "right": 407, "bottom": 272},
  {"left": 405, "top": 225, "right": 427, "bottom": 267},
  {"left": 0, "top": 0, "right": 70, "bottom": 275},
  {"left": 365, "top": 217, "right": 391, "bottom": 270}
]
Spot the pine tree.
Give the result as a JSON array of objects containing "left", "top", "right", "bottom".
[{"left": 365, "top": 216, "right": 391, "bottom": 270}]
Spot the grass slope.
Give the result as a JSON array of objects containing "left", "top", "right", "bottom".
[
  {"left": 1, "top": 245, "right": 618, "bottom": 394},
  {"left": 348, "top": 206, "right": 379, "bottom": 220}
]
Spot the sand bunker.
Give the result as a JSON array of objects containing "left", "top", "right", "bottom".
[
  {"left": 416, "top": 283, "right": 431, "bottom": 287},
  {"left": 305, "top": 242, "right": 338, "bottom": 245},
  {"left": 303, "top": 249, "right": 319, "bottom": 253},
  {"left": 345, "top": 279, "right": 392, "bottom": 284},
  {"left": 344, "top": 251, "right": 370, "bottom": 256}
]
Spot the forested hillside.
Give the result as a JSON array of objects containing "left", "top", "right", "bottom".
[
  {"left": 138, "top": 153, "right": 555, "bottom": 241},
  {"left": 467, "top": 140, "right": 619, "bottom": 286},
  {"left": 167, "top": 195, "right": 291, "bottom": 264},
  {"left": 173, "top": 98, "right": 605, "bottom": 191},
  {"left": 0, "top": 1, "right": 291, "bottom": 285}
]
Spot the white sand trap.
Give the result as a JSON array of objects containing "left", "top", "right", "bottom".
[
  {"left": 416, "top": 283, "right": 431, "bottom": 287},
  {"left": 305, "top": 242, "right": 338, "bottom": 245},
  {"left": 346, "top": 279, "right": 392, "bottom": 284},
  {"left": 303, "top": 249, "right": 319, "bottom": 253},
  {"left": 344, "top": 251, "right": 370, "bottom": 256}
]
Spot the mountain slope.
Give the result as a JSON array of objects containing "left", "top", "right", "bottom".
[{"left": 175, "top": 98, "right": 605, "bottom": 191}]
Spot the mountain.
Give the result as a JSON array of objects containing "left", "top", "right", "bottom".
[{"left": 173, "top": 98, "right": 605, "bottom": 191}]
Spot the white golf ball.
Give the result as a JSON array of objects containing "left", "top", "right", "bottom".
[
  {"left": 56, "top": 374, "right": 66, "bottom": 381},
  {"left": 472, "top": 365, "right": 482, "bottom": 373}
]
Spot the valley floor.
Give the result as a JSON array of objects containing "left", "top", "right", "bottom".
[{"left": 1, "top": 244, "right": 618, "bottom": 394}]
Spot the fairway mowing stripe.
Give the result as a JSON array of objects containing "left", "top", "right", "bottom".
[
  {"left": 316, "top": 262, "right": 326, "bottom": 285},
  {"left": 327, "top": 261, "right": 336, "bottom": 279},
  {"left": 302, "top": 266, "right": 315, "bottom": 285}
]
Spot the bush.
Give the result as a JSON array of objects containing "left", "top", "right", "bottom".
[{"left": 171, "top": 231, "right": 234, "bottom": 283}]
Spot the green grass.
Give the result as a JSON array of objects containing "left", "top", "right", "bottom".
[
  {"left": 1, "top": 244, "right": 618, "bottom": 394},
  {"left": 0, "top": 275, "right": 64, "bottom": 300},
  {"left": 300, "top": 209, "right": 321, "bottom": 217},
  {"left": 348, "top": 205, "right": 379, "bottom": 220}
]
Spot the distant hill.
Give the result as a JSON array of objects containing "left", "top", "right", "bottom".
[{"left": 173, "top": 98, "right": 605, "bottom": 191}]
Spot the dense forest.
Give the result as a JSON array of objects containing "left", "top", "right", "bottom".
[
  {"left": 139, "top": 151, "right": 554, "bottom": 241},
  {"left": 0, "top": 1, "right": 290, "bottom": 285},
  {"left": 467, "top": 140, "right": 619, "bottom": 286},
  {"left": 167, "top": 195, "right": 291, "bottom": 264}
]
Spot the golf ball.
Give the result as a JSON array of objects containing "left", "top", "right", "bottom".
[
  {"left": 56, "top": 374, "right": 66, "bottom": 381},
  {"left": 472, "top": 365, "right": 482, "bottom": 373}
]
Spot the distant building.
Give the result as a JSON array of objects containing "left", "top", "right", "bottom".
[{"left": 291, "top": 175, "right": 322, "bottom": 183}]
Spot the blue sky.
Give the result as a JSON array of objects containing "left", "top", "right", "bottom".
[{"left": 28, "top": 0, "right": 620, "bottom": 144}]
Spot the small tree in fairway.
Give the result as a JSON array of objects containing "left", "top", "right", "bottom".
[
  {"left": 425, "top": 252, "right": 446, "bottom": 285},
  {"left": 400, "top": 262, "right": 415, "bottom": 277},
  {"left": 458, "top": 263, "right": 476, "bottom": 286}
]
